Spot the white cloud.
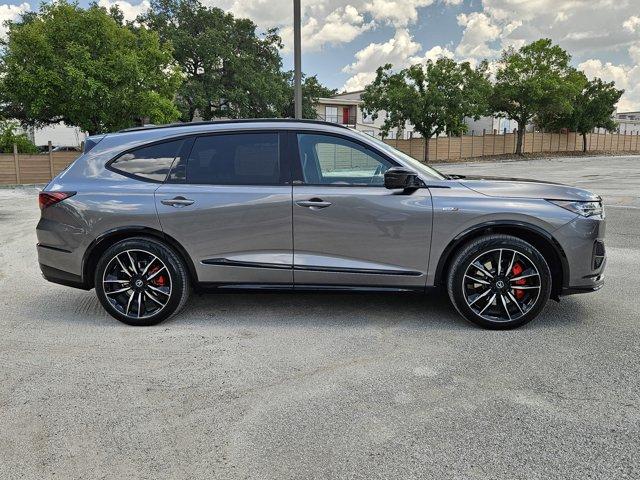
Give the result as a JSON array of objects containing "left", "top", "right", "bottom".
[
  {"left": 455, "top": 12, "right": 501, "bottom": 58},
  {"left": 365, "top": 0, "right": 433, "bottom": 27},
  {"left": 629, "top": 43, "right": 640, "bottom": 65},
  {"left": 342, "top": 29, "right": 421, "bottom": 74},
  {"left": 409, "top": 44, "right": 454, "bottom": 64},
  {"left": 0, "top": 2, "right": 30, "bottom": 39},
  {"left": 341, "top": 29, "right": 453, "bottom": 91},
  {"left": 98, "top": 0, "right": 150, "bottom": 21},
  {"left": 453, "top": 0, "right": 640, "bottom": 109},
  {"left": 579, "top": 58, "right": 640, "bottom": 111},
  {"left": 342, "top": 71, "right": 377, "bottom": 91},
  {"left": 623, "top": 15, "right": 640, "bottom": 33},
  {"left": 481, "top": 0, "right": 640, "bottom": 56},
  {"left": 280, "top": 5, "right": 373, "bottom": 52}
]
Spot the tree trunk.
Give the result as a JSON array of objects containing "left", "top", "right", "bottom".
[
  {"left": 582, "top": 132, "right": 587, "bottom": 152},
  {"left": 424, "top": 136, "right": 430, "bottom": 162},
  {"left": 515, "top": 128, "right": 524, "bottom": 155}
]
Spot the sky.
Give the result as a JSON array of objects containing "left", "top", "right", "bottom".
[{"left": 2, "top": 0, "right": 640, "bottom": 111}]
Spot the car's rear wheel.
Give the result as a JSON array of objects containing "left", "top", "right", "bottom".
[
  {"left": 447, "top": 234, "right": 551, "bottom": 329},
  {"left": 95, "top": 237, "right": 190, "bottom": 326}
]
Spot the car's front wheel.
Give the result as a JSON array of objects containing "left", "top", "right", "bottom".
[
  {"left": 95, "top": 237, "right": 190, "bottom": 326},
  {"left": 447, "top": 234, "right": 552, "bottom": 329}
]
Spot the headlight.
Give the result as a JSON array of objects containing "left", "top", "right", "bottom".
[{"left": 547, "top": 200, "right": 604, "bottom": 217}]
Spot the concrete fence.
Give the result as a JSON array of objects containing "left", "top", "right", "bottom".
[{"left": 384, "top": 130, "right": 640, "bottom": 162}]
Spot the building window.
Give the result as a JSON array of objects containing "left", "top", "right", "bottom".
[
  {"left": 362, "top": 111, "right": 374, "bottom": 124},
  {"left": 325, "top": 106, "right": 338, "bottom": 123}
]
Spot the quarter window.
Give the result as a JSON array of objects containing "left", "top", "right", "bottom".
[
  {"left": 186, "top": 133, "right": 280, "bottom": 185},
  {"left": 297, "top": 133, "right": 394, "bottom": 186},
  {"left": 110, "top": 140, "right": 185, "bottom": 182}
]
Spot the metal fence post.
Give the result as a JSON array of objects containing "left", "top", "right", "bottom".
[
  {"left": 531, "top": 129, "right": 534, "bottom": 154},
  {"left": 435, "top": 133, "right": 438, "bottom": 161},
  {"left": 624, "top": 130, "right": 628, "bottom": 150},
  {"left": 492, "top": 129, "right": 496, "bottom": 155},
  {"left": 48, "top": 141, "right": 54, "bottom": 180},
  {"left": 471, "top": 130, "right": 474, "bottom": 157},
  {"left": 13, "top": 143, "right": 20, "bottom": 184},
  {"left": 482, "top": 129, "right": 486, "bottom": 157}
]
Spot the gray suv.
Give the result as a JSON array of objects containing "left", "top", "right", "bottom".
[{"left": 36, "top": 120, "right": 606, "bottom": 329}]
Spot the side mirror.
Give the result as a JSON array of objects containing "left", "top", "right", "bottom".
[{"left": 384, "top": 167, "right": 422, "bottom": 190}]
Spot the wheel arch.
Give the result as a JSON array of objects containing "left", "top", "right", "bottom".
[
  {"left": 434, "top": 221, "right": 569, "bottom": 300},
  {"left": 81, "top": 226, "right": 198, "bottom": 289}
]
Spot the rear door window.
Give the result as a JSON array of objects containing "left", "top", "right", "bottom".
[
  {"left": 186, "top": 133, "right": 281, "bottom": 185},
  {"left": 110, "top": 139, "right": 185, "bottom": 182}
]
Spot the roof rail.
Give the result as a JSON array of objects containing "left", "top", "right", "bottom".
[{"left": 118, "top": 118, "right": 351, "bottom": 133}]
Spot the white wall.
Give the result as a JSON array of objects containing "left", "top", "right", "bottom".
[{"left": 27, "top": 123, "right": 87, "bottom": 147}]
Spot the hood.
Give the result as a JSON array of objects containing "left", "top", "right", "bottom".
[{"left": 451, "top": 174, "right": 600, "bottom": 202}]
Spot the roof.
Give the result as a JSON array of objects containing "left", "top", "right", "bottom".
[
  {"left": 118, "top": 118, "right": 350, "bottom": 133},
  {"left": 333, "top": 90, "right": 365, "bottom": 97},
  {"left": 316, "top": 97, "right": 363, "bottom": 106}
]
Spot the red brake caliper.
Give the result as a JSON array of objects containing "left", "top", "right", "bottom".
[
  {"left": 511, "top": 262, "right": 526, "bottom": 299},
  {"left": 148, "top": 265, "right": 166, "bottom": 287}
]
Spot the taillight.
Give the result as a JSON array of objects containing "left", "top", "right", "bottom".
[{"left": 38, "top": 191, "right": 76, "bottom": 210}]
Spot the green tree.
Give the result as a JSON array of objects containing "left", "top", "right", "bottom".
[
  {"left": 537, "top": 74, "right": 623, "bottom": 152},
  {"left": 0, "top": 1, "right": 181, "bottom": 135},
  {"left": 0, "top": 121, "right": 39, "bottom": 153},
  {"left": 140, "top": 0, "right": 291, "bottom": 121},
  {"left": 491, "top": 39, "right": 584, "bottom": 155},
  {"left": 361, "top": 58, "right": 491, "bottom": 160}
]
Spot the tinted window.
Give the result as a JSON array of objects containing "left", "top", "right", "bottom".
[
  {"left": 111, "top": 139, "right": 184, "bottom": 182},
  {"left": 297, "top": 133, "right": 393, "bottom": 186},
  {"left": 186, "top": 133, "right": 280, "bottom": 185}
]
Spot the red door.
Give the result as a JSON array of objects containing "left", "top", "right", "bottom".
[{"left": 342, "top": 107, "right": 350, "bottom": 124}]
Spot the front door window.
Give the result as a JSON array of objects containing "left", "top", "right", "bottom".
[{"left": 297, "top": 133, "right": 393, "bottom": 186}]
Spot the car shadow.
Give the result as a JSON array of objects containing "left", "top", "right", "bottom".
[
  {"left": 173, "top": 290, "right": 466, "bottom": 329},
  {"left": 25, "top": 284, "right": 589, "bottom": 330}
]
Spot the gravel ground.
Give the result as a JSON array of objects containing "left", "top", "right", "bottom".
[{"left": 1, "top": 155, "right": 638, "bottom": 479}]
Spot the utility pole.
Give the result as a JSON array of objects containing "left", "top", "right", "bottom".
[{"left": 293, "top": 0, "right": 302, "bottom": 119}]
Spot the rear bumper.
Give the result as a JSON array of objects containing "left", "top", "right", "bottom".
[{"left": 39, "top": 263, "right": 90, "bottom": 290}]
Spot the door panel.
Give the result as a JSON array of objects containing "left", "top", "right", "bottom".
[
  {"left": 155, "top": 131, "right": 293, "bottom": 286},
  {"left": 293, "top": 186, "right": 432, "bottom": 287},
  {"left": 292, "top": 131, "right": 432, "bottom": 288},
  {"left": 156, "top": 184, "right": 293, "bottom": 284}
]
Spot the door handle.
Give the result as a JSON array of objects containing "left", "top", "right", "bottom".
[
  {"left": 161, "top": 196, "right": 195, "bottom": 207},
  {"left": 296, "top": 198, "right": 332, "bottom": 209}
]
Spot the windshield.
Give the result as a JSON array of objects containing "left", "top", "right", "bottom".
[{"left": 352, "top": 130, "right": 446, "bottom": 180}]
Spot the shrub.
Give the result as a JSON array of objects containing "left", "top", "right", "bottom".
[{"left": 0, "top": 121, "right": 39, "bottom": 154}]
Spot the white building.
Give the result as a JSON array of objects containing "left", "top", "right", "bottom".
[
  {"left": 315, "top": 91, "right": 418, "bottom": 139},
  {"left": 21, "top": 122, "right": 87, "bottom": 148},
  {"left": 464, "top": 116, "right": 519, "bottom": 135},
  {"left": 613, "top": 111, "right": 640, "bottom": 134}
]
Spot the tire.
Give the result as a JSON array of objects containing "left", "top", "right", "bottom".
[
  {"left": 95, "top": 237, "right": 190, "bottom": 326},
  {"left": 447, "top": 234, "right": 552, "bottom": 329}
]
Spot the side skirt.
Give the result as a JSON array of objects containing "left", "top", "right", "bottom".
[{"left": 196, "top": 282, "right": 430, "bottom": 294}]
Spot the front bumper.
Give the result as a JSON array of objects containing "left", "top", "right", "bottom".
[{"left": 554, "top": 214, "right": 606, "bottom": 295}]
